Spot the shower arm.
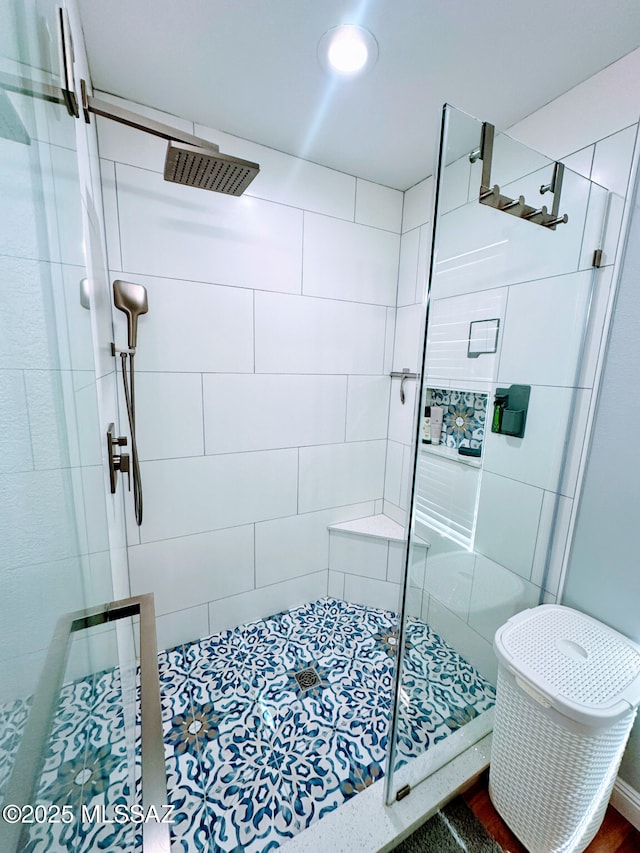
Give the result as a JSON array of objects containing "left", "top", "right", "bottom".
[
  {"left": 79, "top": 81, "right": 221, "bottom": 152},
  {"left": 0, "top": 71, "right": 220, "bottom": 154}
]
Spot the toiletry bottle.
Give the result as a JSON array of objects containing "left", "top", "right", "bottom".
[
  {"left": 491, "top": 393, "right": 507, "bottom": 433},
  {"left": 430, "top": 406, "right": 443, "bottom": 445},
  {"left": 421, "top": 406, "right": 431, "bottom": 443}
]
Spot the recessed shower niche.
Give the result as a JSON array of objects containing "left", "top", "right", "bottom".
[
  {"left": 425, "top": 388, "right": 488, "bottom": 452},
  {"left": 416, "top": 387, "right": 488, "bottom": 548}
]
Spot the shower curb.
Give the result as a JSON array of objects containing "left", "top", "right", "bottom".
[{"left": 281, "top": 733, "right": 492, "bottom": 853}]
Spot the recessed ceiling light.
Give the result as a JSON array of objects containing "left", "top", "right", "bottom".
[{"left": 318, "top": 25, "right": 378, "bottom": 76}]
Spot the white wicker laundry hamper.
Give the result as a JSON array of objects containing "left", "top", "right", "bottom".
[{"left": 489, "top": 605, "right": 640, "bottom": 853}]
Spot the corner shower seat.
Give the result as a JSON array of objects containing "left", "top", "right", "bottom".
[{"left": 327, "top": 514, "right": 429, "bottom": 615}]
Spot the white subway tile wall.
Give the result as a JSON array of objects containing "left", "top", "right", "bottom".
[
  {"left": 208, "top": 571, "right": 328, "bottom": 634},
  {"left": 94, "top": 51, "right": 638, "bottom": 654},
  {"left": 203, "top": 374, "right": 347, "bottom": 454},
  {"left": 298, "top": 440, "right": 387, "bottom": 513},
  {"left": 255, "top": 502, "right": 376, "bottom": 588},
  {"left": 302, "top": 213, "right": 399, "bottom": 304},
  {"left": 397, "top": 228, "right": 421, "bottom": 307},
  {"left": 355, "top": 178, "right": 404, "bottom": 232},
  {"left": 345, "top": 376, "right": 391, "bottom": 442},
  {"left": 254, "top": 292, "right": 389, "bottom": 374},
  {"left": 129, "top": 525, "right": 255, "bottom": 615},
  {"left": 343, "top": 573, "right": 402, "bottom": 613},
  {"left": 116, "top": 163, "right": 305, "bottom": 291},
  {"left": 98, "top": 106, "right": 402, "bottom": 647}
]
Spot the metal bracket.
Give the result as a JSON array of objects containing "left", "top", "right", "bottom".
[
  {"left": 390, "top": 369, "right": 418, "bottom": 404},
  {"left": 55, "top": 6, "right": 219, "bottom": 152},
  {"left": 56, "top": 6, "right": 78, "bottom": 117},
  {"left": 477, "top": 122, "right": 568, "bottom": 230}
]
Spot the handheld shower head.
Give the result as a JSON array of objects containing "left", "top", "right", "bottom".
[
  {"left": 113, "top": 280, "right": 148, "bottom": 350},
  {"left": 113, "top": 280, "right": 147, "bottom": 527}
]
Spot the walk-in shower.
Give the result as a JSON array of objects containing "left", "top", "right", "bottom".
[{"left": 1, "top": 1, "right": 625, "bottom": 850}]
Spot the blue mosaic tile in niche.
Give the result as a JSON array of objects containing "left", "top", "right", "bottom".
[{"left": 428, "top": 388, "right": 488, "bottom": 451}]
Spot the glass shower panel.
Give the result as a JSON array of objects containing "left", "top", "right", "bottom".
[
  {"left": 0, "top": 0, "right": 128, "bottom": 842},
  {"left": 387, "top": 104, "right": 607, "bottom": 801}
]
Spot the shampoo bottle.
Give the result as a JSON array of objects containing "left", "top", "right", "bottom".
[
  {"left": 430, "top": 406, "right": 444, "bottom": 445},
  {"left": 421, "top": 406, "right": 431, "bottom": 443}
]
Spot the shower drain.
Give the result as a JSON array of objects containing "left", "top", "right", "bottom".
[{"left": 294, "top": 667, "right": 322, "bottom": 692}]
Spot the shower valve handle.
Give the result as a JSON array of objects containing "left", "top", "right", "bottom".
[
  {"left": 116, "top": 452, "right": 131, "bottom": 491},
  {"left": 106, "top": 423, "right": 131, "bottom": 493}
]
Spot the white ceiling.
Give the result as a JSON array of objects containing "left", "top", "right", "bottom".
[{"left": 76, "top": 0, "right": 640, "bottom": 190}]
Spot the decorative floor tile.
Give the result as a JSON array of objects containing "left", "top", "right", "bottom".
[
  {"left": 158, "top": 647, "right": 192, "bottom": 723},
  {"left": 0, "top": 596, "right": 496, "bottom": 853},
  {"left": 0, "top": 696, "right": 31, "bottom": 801},
  {"left": 165, "top": 751, "right": 214, "bottom": 853},
  {"left": 394, "top": 617, "right": 496, "bottom": 768}
]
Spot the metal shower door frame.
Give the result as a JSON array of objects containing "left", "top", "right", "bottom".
[{"left": 0, "top": 594, "right": 170, "bottom": 853}]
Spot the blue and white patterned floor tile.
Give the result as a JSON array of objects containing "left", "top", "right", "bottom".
[
  {"left": 394, "top": 617, "right": 496, "bottom": 767},
  {"left": 12, "top": 667, "right": 138, "bottom": 853},
  {"left": 0, "top": 596, "right": 496, "bottom": 852},
  {"left": 0, "top": 696, "right": 32, "bottom": 803}
]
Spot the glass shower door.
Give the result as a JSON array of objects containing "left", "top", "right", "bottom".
[
  {"left": 0, "top": 2, "right": 153, "bottom": 850},
  {"left": 386, "top": 104, "right": 610, "bottom": 800}
]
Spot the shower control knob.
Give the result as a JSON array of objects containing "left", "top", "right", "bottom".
[
  {"left": 106, "top": 423, "right": 131, "bottom": 494},
  {"left": 116, "top": 452, "right": 131, "bottom": 491}
]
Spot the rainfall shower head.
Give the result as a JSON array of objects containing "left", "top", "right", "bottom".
[
  {"left": 164, "top": 141, "right": 260, "bottom": 195},
  {"left": 113, "top": 280, "right": 148, "bottom": 351},
  {"left": 73, "top": 93, "right": 261, "bottom": 196}
]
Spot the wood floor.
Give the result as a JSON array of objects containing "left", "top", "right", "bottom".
[{"left": 462, "top": 772, "right": 640, "bottom": 853}]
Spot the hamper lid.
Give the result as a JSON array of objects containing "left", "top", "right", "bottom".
[{"left": 494, "top": 604, "right": 640, "bottom": 725}]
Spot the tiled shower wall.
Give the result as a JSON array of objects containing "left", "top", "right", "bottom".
[
  {"left": 94, "top": 51, "right": 639, "bottom": 667},
  {"left": 96, "top": 100, "right": 403, "bottom": 650},
  {"left": 391, "top": 51, "right": 639, "bottom": 685}
]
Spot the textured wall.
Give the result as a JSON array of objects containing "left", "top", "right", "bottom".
[{"left": 564, "top": 153, "right": 640, "bottom": 791}]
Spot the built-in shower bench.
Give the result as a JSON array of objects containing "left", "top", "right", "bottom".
[
  {"left": 327, "top": 514, "right": 429, "bottom": 616},
  {"left": 328, "top": 513, "right": 405, "bottom": 542}
]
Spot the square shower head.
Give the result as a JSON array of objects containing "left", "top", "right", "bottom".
[{"left": 164, "top": 140, "right": 260, "bottom": 195}]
